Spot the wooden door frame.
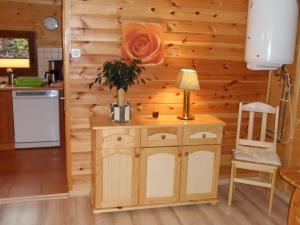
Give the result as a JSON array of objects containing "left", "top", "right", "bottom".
[{"left": 62, "top": 0, "right": 72, "bottom": 191}]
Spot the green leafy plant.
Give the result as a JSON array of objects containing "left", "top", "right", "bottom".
[{"left": 89, "top": 58, "right": 146, "bottom": 91}]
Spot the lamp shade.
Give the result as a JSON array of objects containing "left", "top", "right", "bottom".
[
  {"left": 0, "top": 58, "right": 30, "bottom": 68},
  {"left": 175, "top": 69, "right": 200, "bottom": 90}
]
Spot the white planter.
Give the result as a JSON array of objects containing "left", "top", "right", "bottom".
[{"left": 109, "top": 102, "right": 131, "bottom": 122}]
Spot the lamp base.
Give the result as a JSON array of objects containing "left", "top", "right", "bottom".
[{"left": 177, "top": 114, "right": 195, "bottom": 120}]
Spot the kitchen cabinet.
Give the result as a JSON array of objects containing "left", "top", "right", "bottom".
[
  {"left": 0, "top": 91, "right": 14, "bottom": 150},
  {"left": 90, "top": 114, "right": 225, "bottom": 213}
]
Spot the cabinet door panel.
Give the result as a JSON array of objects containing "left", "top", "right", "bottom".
[
  {"left": 140, "top": 147, "right": 181, "bottom": 204},
  {"left": 94, "top": 148, "right": 139, "bottom": 209},
  {"left": 180, "top": 145, "right": 220, "bottom": 201}
]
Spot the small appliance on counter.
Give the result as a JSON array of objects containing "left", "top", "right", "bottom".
[{"left": 44, "top": 60, "right": 63, "bottom": 85}]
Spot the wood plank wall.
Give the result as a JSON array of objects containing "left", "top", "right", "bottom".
[
  {"left": 267, "top": 25, "right": 300, "bottom": 195},
  {"left": 0, "top": 1, "right": 62, "bottom": 48},
  {"left": 66, "top": 0, "right": 269, "bottom": 193}
]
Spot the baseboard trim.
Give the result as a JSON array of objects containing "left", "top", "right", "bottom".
[
  {"left": 0, "top": 193, "right": 69, "bottom": 204},
  {"left": 68, "top": 190, "right": 90, "bottom": 197},
  {"left": 93, "top": 199, "right": 218, "bottom": 214}
]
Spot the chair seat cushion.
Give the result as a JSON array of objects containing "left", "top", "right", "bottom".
[{"left": 234, "top": 148, "right": 281, "bottom": 166}]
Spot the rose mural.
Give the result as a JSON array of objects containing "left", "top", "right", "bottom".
[{"left": 121, "top": 22, "right": 164, "bottom": 65}]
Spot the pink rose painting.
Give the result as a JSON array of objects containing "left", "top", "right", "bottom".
[{"left": 121, "top": 22, "right": 164, "bottom": 65}]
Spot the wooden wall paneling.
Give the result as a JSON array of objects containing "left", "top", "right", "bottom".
[
  {"left": 288, "top": 26, "right": 300, "bottom": 170},
  {"left": 0, "top": 1, "right": 62, "bottom": 48},
  {"left": 66, "top": 0, "right": 269, "bottom": 192},
  {"left": 266, "top": 20, "right": 300, "bottom": 196}
]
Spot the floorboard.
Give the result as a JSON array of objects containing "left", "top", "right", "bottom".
[
  {"left": 0, "top": 185, "right": 288, "bottom": 225},
  {"left": 0, "top": 148, "right": 67, "bottom": 198}
]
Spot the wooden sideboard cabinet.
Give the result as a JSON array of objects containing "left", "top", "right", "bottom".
[{"left": 90, "top": 115, "right": 225, "bottom": 213}]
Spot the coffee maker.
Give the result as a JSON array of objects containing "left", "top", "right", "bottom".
[{"left": 44, "top": 60, "right": 63, "bottom": 85}]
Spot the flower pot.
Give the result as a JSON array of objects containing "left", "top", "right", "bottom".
[{"left": 110, "top": 102, "right": 131, "bottom": 122}]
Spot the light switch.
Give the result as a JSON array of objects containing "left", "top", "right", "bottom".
[{"left": 71, "top": 48, "right": 81, "bottom": 58}]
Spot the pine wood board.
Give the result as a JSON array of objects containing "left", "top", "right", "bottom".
[
  {"left": 65, "top": 0, "right": 270, "bottom": 192},
  {"left": 0, "top": 1, "right": 62, "bottom": 48}
]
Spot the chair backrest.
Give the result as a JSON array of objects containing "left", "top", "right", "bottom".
[{"left": 236, "top": 102, "right": 279, "bottom": 151}]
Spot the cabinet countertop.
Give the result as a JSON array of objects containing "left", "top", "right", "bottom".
[
  {"left": 0, "top": 83, "right": 64, "bottom": 91},
  {"left": 90, "top": 114, "right": 226, "bottom": 129}
]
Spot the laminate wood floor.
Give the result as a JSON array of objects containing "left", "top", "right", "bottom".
[
  {"left": 0, "top": 148, "right": 67, "bottom": 198},
  {"left": 0, "top": 184, "right": 288, "bottom": 225}
]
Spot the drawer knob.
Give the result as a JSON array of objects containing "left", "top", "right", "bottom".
[
  {"left": 202, "top": 133, "right": 207, "bottom": 138},
  {"left": 117, "top": 136, "right": 122, "bottom": 141},
  {"left": 135, "top": 153, "right": 140, "bottom": 158},
  {"left": 161, "top": 134, "right": 166, "bottom": 140}
]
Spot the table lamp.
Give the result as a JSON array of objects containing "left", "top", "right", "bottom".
[{"left": 175, "top": 69, "right": 200, "bottom": 120}]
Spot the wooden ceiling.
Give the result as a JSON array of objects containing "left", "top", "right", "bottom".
[{"left": 2, "top": 0, "right": 61, "bottom": 5}]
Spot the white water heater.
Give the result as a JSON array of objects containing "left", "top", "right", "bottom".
[{"left": 245, "top": 0, "right": 299, "bottom": 70}]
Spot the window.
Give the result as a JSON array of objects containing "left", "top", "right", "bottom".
[{"left": 0, "top": 30, "right": 37, "bottom": 76}]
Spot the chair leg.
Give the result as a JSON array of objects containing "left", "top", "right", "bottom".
[
  {"left": 268, "top": 170, "right": 277, "bottom": 213},
  {"left": 228, "top": 162, "right": 235, "bottom": 206},
  {"left": 233, "top": 167, "right": 237, "bottom": 190},
  {"left": 267, "top": 173, "right": 272, "bottom": 197}
]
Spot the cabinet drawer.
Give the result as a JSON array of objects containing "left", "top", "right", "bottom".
[
  {"left": 183, "top": 126, "right": 222, "bottom": 145},
  {"left": 141, "top": 127, "right": 183, "bottom": 147},
  {"left": 96, "top": 128, "right": 140, "bottom": 149}
]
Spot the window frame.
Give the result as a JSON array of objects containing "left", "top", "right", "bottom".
[{"left": 0, "top": 30, "right": 38, "bottom": 76}]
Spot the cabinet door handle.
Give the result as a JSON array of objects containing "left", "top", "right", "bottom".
[
  {"left": 135, "top": 153, "right": 140, "bottom": 158},
  {"left": 185, "top": 152, "right": 189, "bottom": 156},
  {"left": 161, "top": 134, "right": 166, "bottom": 140},
  {"left": 178, "top": 152, "right": 182, "bottom": 157},
  {"left": 117, "top": 136, "right": 122, "bottom": 141}
]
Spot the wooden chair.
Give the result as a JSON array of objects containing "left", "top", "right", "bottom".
[{"left": 228, "top": 102, "right": 280, "bottom": 213}]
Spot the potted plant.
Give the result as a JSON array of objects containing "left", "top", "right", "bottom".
[{"left": 89, "top": 58, "right": 146, "bottom": 122}]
